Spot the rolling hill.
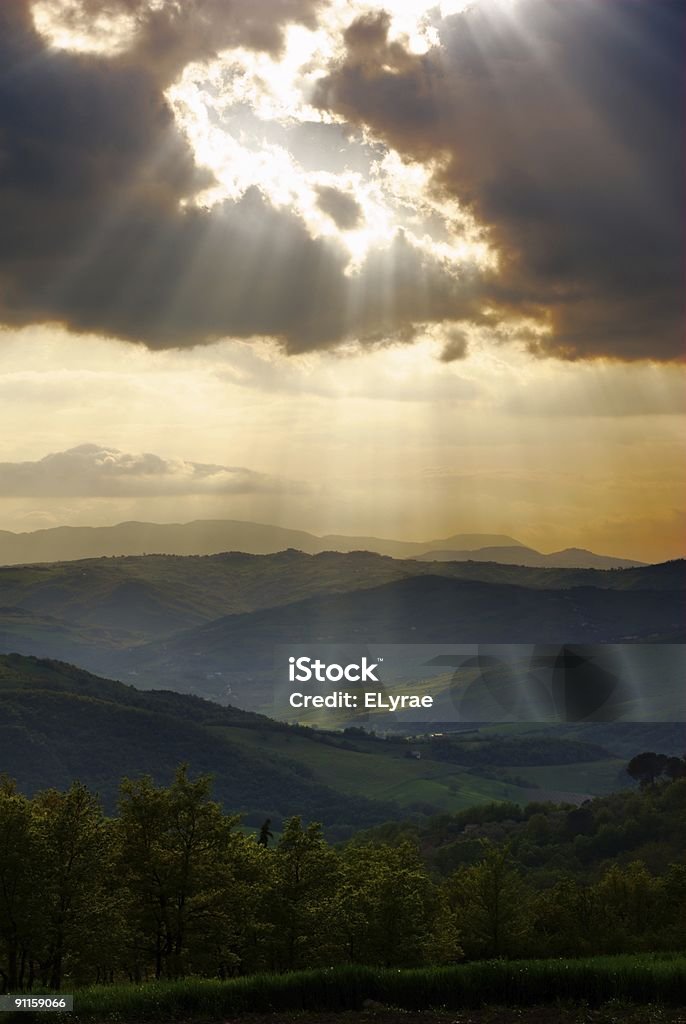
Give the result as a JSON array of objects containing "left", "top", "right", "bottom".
[
  {"left": 0, "top": 553, "right": 682, "bottom": 710},
  {"left": 3, "top": 653, "right": 675, "bottom": 831},
  {"left": 0, "top": 550, "right": 675, "bottom": 637},
  {"left": 113, "top": 573, "right": 683, "bottom": 707},
  {"left": 0, "top": 652, "right": 398, "bottom": 833}
]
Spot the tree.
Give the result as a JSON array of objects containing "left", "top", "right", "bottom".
[
  {"left": 531, "top": 877, "right": 597, "bottom": 958},
  {"left": 593, "top": 861, "right": 660, "bottom": 952},
  {"left": 336, "top": 841, "right": 459, "bottom": 967},
  {"left": 117, "top": 766, "right": 241, "bottom": 979},
  {"left": 565, "top": 805, "right": 595, "bottom": 837},
  {"left": 659, "top": 863, "right": 686, "bottom": 950},
  {"left": 664, "top": 756, "right": 686, "bottom": 782},
  {"left": 447, "top": 842, "right": 532, "bottom": 958},
  {"left": 0, "top": 779, "right": 43, "bottom": 992},
  {"left": 269, "top": 817, "right": 339, "bottom": 970},
  {"left": 257, "top": 819, "right": 273, "bottom": 847},
  {"left": 32, "top": 782, "right": 113, "bottom": 989},
  {"left": 627, "top": 752, "right": 669, "bottom": 787}
]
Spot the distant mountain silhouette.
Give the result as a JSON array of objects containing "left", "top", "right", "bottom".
[
  {"left": 322, "top": 531, "right": 526, "bottom": 556},
  {"left": 0, "top": 518, "right": 645, "bottom": 567},
  {"left": 414, "top": 545, "right": 643, "bottom": 570},
  {"left": 0, "top": 520, "right": 319, "bottom": 564}
]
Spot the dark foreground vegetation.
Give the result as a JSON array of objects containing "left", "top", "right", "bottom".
[
  {"left": 1, "top": 763, "right": 685, "bottom": 993},
  {"left": 54, "top": 957, "right": 686, "bottom": 1019}
]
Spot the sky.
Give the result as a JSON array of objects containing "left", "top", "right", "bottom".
[{"left": 0, "top": 0, "right": 683, "bottom": 561}]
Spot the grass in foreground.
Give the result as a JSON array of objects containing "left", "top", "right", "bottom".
[{"left": 63, "top": 955, "right": 686, "bottom": 1020}]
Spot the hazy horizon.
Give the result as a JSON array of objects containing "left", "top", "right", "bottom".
[
  {"left": 0, "top": 503, "right": 681, "bottom": 564},
  {"left": 0, "top": 437, "right": 682, "bottom": 562}
]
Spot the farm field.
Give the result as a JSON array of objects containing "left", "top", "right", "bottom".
[{"left": 221, "top": 725, "right": 618, "bottom": 807}]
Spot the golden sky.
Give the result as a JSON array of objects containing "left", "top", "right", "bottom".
[{"left": 0, "top": 0, "right": 682, "bottom": 561}]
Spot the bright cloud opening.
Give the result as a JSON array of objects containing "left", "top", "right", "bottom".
[{"left": 166, "top": 7, "right": 495, "bottom": 275}]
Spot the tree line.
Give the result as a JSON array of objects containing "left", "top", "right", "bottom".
[{"left": 0, "top": 764, "right": 684, "bottom": 992}]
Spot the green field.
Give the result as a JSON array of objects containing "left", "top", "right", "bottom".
[
  {"left": 222, "top": 724, "right": 533, "bottom": 809},
  {"left": 63, "top": 955, "right": 686, "bottom": 1019},
  {"left": 507, "top": 758, "right": 627, "bottom": 796},
  {"left": 221, "top": 724, "right": 618, "bottom": 808}
]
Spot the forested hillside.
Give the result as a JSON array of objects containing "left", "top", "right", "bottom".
[
  {"left": 0, "top": 766, "right": 684, "bottom": 991},
  {"left": 0, "top": 554, "right": 682, "bottom": 709},
  {"left": 2, "top": 653, "right": 684, "bottom": 830}
]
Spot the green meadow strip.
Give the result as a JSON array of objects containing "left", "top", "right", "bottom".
[{"left": 66, "top": 954, "right": 686, "bottom": 1019}]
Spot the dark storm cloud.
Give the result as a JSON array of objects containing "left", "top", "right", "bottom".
[
  {"left": 315, "top": 0, "right": 684, "bottom": 361},
  {"left": 35, "top": 0, "right": 323, "bottom": 81},
  {"left": 0, "top": 0, "right": 681, "bottom": 359},
  {"left": 439, "top": 329, "right": 468, "bottom": 363},
  {"left": 0, "top": 444, "right": 304, "bottom": 496},
  {"left": 0, "top": 0, "right": 484, "bottom": 352},
  {"left": 314, "top": 185, "right": 363, "bottom": 230}
]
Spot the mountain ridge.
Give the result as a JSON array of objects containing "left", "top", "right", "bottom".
[
  {"left": 0, "top": 518, "right": 646, "bottom": 568},
  {"left": 415, "top": 545, "right": 644, "bottom": 569}
]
